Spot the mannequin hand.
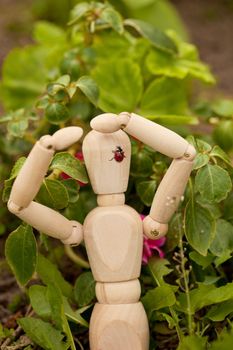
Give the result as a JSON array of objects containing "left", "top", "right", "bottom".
[
  {"left": 40, "top": 127, "right": 83, "bottom": 151},
  {"left": 90, "top": 112, "right": 130, "bottom": 133},
  {"left": 143, "top": 215, "right": 168, "bottom": 240},
  {"left": 62, "top": 221, "right": 83, "bottom": 246}
]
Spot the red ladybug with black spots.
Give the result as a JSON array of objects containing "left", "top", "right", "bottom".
[{"left": 110, "top": 146, "right": 126, "bottom": 162}]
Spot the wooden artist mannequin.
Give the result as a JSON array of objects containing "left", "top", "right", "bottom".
[{"left": 8, "top": 112, "right": 196, "bottom": 350}]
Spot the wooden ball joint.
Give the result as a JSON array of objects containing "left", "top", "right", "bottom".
[{"left": 7, "top": 112, "right": 196, "bottom": 350}]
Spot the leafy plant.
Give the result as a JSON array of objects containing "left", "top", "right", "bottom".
[{"left": 1, "top": 1, "right": 233, "bottom": 349}]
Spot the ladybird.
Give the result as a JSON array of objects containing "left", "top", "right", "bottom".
[{"left": 110, "top": 146, "right": 126, "bottom": 162}]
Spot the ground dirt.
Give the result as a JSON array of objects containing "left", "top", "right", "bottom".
[{"left": 172, "top": 0, "right": 233, "bottom": 95}]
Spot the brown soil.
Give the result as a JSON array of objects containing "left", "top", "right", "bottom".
[
  {"left": 0, "top": 0, "right": 33, "bottom": 68},
  {"left": 172, "top": 0, "right": 233, "bottom": 95}
]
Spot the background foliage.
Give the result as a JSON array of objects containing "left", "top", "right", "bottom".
[{"left": 1, "top": 1, "right": 233, "bottom": 349}]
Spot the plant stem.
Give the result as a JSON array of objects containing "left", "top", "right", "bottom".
[
  {"left": 179, "top": 236, "right": 193, "bottom": 335},
  {"left": 64, "top": 245, "right": 90, "bottom": 269},
  {"left": 149, "top": 266, "right": 183, "bottom": 341},
  {"left": 179, "top": 180, "right": 194, "bottom": 335}
]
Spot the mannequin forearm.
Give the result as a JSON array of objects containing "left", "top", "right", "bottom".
[
  {"left": 9, "top": 140, "right": 54, "bottom": 210},
  {"left": 150, "top": 158, "right": 193, "bottom": 224}
]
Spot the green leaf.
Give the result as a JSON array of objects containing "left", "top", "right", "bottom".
[
  {"left": 47, "top": 284, "right": 64, "bottom": 330},
  {"left": 1, "top": 109, "right": 38, "bottom": 137},
  {"left": 2, "top": 179, "right": 14, "bottom": 202},
  {"left": 47, "top": 83, "right": 66, "bottom": 97},
  {"left": 209, "top": 219, "right": 233, "bottom": 257},
  {"left": 36, "top": 254, "right": 73, "bottom": 298},
  {"left": 223, "top": 192, "right": 233, "bottom": 221},
  {"left": 92, "top": 31, "right": 129, "bottom": 60},
  {"left": 33, "top": 21, "right": 66, "bottom": 46},
  {"left": 36, "top": 179, "right": 69, "bottom": 210},
  {"left": 210, "top": 328, "right": 233, "bottom": 349},
  {"left": 7, "top": 119, "right": 28, "bottom": 138},
  {"left": 2, "top": 157, "right": 26, "bottom": 202},
  {"left": 193, "top": 153, "right": 209, "bottom": 170},
  {"left": 65, "top": 189, "right": 97, "bottom": 224},
  {"left": 209, "top": 145, "right": 232, "bottom": 167},
  {"left": 50, "top": 152, "right": 88, "bottom": 183},
  {"left": 136, "top": 180, "right": 156, "bottom": 206},
  {"left": 158, "top": 312, "right": 176, "bottom": 329},
  {"left": 92, "top": 59, "right": 143, "bottom": 113},
  {"left": 196, "top": 195, "right": 221, "bottom": 219},
  {"left": 148, "top": 257, "right": 173, "bottom": 286},
  {"left": 146, "top": 48, "right": 215, "bottom": 83},
  {"left": 178, "top": 283, "right": 233, "bottom": 315},
  {"left": 130, "top": 152, "right": 153, "bottom": 177},
  {"left": 196, "top": 139, "right": 212, "bottom": 152},
  {"left": 76, "top": 76, "right": 99, "bottom": 106},
  {"left": 202, "top": 276, "right": 220, "bottom": 285},
  {"left": 212, "top": 99, "right": 233, "bottom": 117},
  {"left": 214, "top": 253, "right": 232, "bottom": 267},
  {"left": 124, "top": 19, "right": 177, "bottom": 54},
  {"left": 0, "top": 46, "right": 48, "bottom": 109},
  {"left": 68, "top": 2, "right": 91, "bottom": 26},
  {"left": 195, "top": 164, "right": 232, "bottom": 203},
  {"left": 140, "top": 77, "right": 188, "bottom": 116},
  {"left": 100, "top": 7, "right": 124, "bottom": 34},
  {"left": 142, "top": 285, "right": 176, "bottom": 316},
  {"left": 184, "top": 200, "right": 215, "bottom": 256},
  {"left": 177, "top": 335, "right": 207, "bottom": 350},
  {"left": 189, "top": 251, "right": 214, "bottom": 269},
  {"left": 74, "top": 271, "right": 96, "bottom": 307},
  {"left": 45, "top": 103, "right": 70, "bottom": 124},
  {"left": 165, "top": 213, "right": 183, "bottom": 252},
  {"left": 5, "top": 225, "right": 37, "bottom": 285},
  {"left": 146, "top": 114, "right": 198, "bottom": 125},
  {"left": 9, "top": 157, "right": 26, "bottom": 180},
  {"left": 61, "top": 179, "right": 80, "bottom": 203},
  {"left": 18, "top": 318, "right": 68, "bottom": 350},
  {"left": 213, "top": 120, "right": 233, "bottom": 152},
  {"left": 206, "top": 299, "right": 233, "bottom": 321},
  {"left": 56, "top": 75, "right": 71, "bottom": 86},
  {"left": 29, "top": 285, "right": 51, "bottom": 319},
  {"left": 37, "top": 96, "right": 50, "bottom": 109},
  {"left": 63, "top": 297, "right": 89, "bottom": 328}
]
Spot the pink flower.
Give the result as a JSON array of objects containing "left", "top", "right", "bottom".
[
  {"left": 140, "top": 214, "right": 166, "bottom": 264},
  {"left": 60, "top": 151, "right": 86, "bottom": 187}
]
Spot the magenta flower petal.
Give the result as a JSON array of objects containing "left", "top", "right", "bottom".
[
  {"left": 146, "top": 237, "right": 166, "bottom": 248},
  {"left": 75, "top": 151, "right": 84, "bottom": 161},
  {"left": 143, "top": 240, "right": 152, "bottom": 257},
  {"left": 142, "top": 254, "right": 149, "bottom": 264},
  {"left": 141, "top": 212, "right": 166, "bottom": 264},
  {"left": 152, "top": 246, "right": 165, "bottom": 259}
]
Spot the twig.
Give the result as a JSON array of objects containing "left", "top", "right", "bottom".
[
  {"left": 0, "top": 306, "right": 33, "bottom": 349},
  {"left": 2, "top": 335, "right": 32, "bottom": 350},
  {"left": 0, "top": 277, "right": 16, "bottom": 288}
]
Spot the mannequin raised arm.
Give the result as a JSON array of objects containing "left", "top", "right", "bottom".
[
  {"left": 7, "top": 127, "right": 84, "bottom": 245},
  {"left": 91, "top": 112, "right": 196, "bottom": 240}
]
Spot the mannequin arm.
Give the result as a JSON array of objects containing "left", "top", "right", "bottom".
[
  {"left": 142, "top": 158, "right": 193, "bottom": 239},
  {"left": 8, "top": 127, "right": 83, "bottom": 245},
  {"left": 91, "top": 112, "right": 196, "bottom": 239},
  {"left": 122, "top": 112, "right": 195, "bottom": 239}
]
